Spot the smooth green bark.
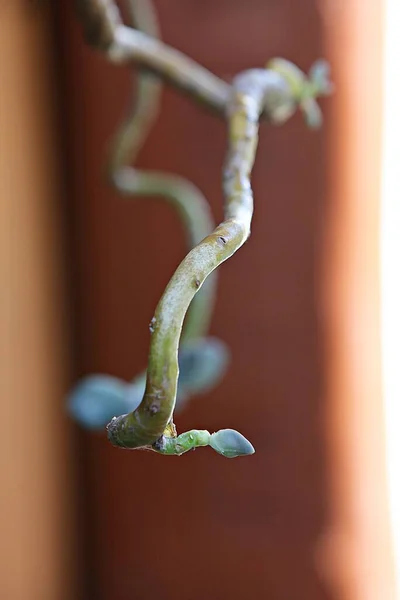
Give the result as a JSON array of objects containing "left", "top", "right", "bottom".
[{"left": 76, "top": 0, "right": 331, "bottom": 457}]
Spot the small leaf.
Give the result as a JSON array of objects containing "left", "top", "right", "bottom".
[
  {"left": 301, "top": 98, "right": 323, "bottom": 129},
  {"left": 178, "top": 337, "right": 230, "bottom": 394},
  {"left": 67, "top": 375, "right": 130, "bottom": 429},
  {"left": 209, "top": 429, "right": 255, "bottom": 458},
  {"left": 308, "top": 59, "right": 334, "bottom": 96},
  {"left": 125, "top": 373, "right": 146, "bottom": 411}
]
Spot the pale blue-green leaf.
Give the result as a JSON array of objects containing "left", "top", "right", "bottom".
[
  {"left": 67, "top": 375, "right": 130, "bottom": 429},
  {"left": 177, "top": 337, "right": 230, "bottom": 394},
  {"left": 209, "top": 429, "right": 255, "bottom": 458}
]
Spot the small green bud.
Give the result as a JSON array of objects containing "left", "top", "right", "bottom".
[
  {"left": 267, "top": 58, "right": 306, "bottom": 99},
  {"left": 209, "top": 429, "right": 255, "bottom": 458}
]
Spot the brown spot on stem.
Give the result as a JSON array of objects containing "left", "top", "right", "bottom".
[
  {"left": 193, "top": 278, "right": 201, "bottom": 288},
  {"left": 153, "top": 435, "right": 166, "bottom": 452}
]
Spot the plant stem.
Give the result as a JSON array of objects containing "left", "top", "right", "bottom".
[
  {"left": 109, "top": 25, "right": 230, "bottom": 113},
  {"left": 108, "top": 0, "right": 216, "bottom": 341},
  {"left": 106, "top": 69, "right": 296, "bottom": 450},
  {"left": 76, "top": 0, "right": 331, "bottom": 455},
  {"left": 114, "top": 169, "right": 216, "bottom": 341},
  {"left": 152, "top": 429, "right": 211, "bottom": 456},
  {"left": 76, "top": 0, "right": 230, "bottom": 113}
]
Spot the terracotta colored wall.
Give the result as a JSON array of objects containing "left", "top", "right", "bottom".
[
  {"left": 56, "top": 1, "right": 394, "bottom": 599},
  {"left": 0, "top": 3, "right": 76, "bottom": 599}
]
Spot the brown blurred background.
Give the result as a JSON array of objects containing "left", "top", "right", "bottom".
[{"left": 0, "top": 1, "right": 396, "bottom": 599}]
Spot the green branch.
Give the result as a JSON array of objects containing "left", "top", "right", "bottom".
[
  {"left": 76, "top": 0, "right": 332, "bottom": 458},
  {"left": 108, "top": 0, "right": 217, "bottom": 342},
  {"left": 106, "top": 66, "right": 330, "bottom": 456},
  {"left": 76, "top": 0, "right": 230, "bottom": 112}
]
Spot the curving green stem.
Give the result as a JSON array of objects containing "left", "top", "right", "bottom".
[
  {"left": 151, "top": 428, "right": 255, "bottom": 458},
  {"left": 76, "top": 0, "right": 230, "bottom": 113},
  {"left": 106, "top": 66, "right": 328, "bottom": 453},
  {"left": 114, "top": 170, "right": 216, "bottom": 341},
  {"left": 108, "top": 0, "right": 217, "bottom": 341},
  {"left": 76, "top": 0, "right": 331, "bottom": 457},
  {"left": 152, "top": 429, "right": 211, "bottom": 456}
]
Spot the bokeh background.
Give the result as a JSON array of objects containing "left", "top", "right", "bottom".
[{"left": 1, "top": 1, "right": 396, "bottom": 599}]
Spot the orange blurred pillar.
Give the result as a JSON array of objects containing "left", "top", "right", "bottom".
[
  {"left": 319, "top": 1, "right": 396, "bottom": 598},
  {"left": 0, "top": 4, "right": 76, "bottom": 600}
]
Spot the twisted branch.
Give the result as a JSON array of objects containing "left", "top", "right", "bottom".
[
  {"left": 67, "top": 1, "right": 229, "bottom": 432},
  {"left": 75, "top": 0, "right": 331, "bottom": 457},
  {"left": 109, "top": 1, "right": 217, "bottom": 342},
  {"left": 106, "top": 69, "right": 304, "bottom": 454},
  {"left": 76, "top": 0, "right": 230, "bottom": 112}
]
